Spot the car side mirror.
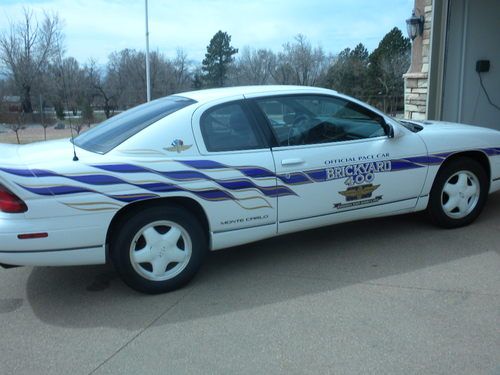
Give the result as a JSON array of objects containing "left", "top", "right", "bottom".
[
  {"left": 384, "top": 121, "right": 403, "bottom": 139},
  {"left": 387, "top": 124, "right": 395, "bottom": 138},
  {"left": 380, "top": 119, "right": 394, "bottom": 138}
]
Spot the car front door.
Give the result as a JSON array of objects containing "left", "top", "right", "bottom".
[
  {"left": 249, "top": 94, "right": 428, "bottom": 234},
  {"left": 191, "top": 97, "right": 279, "bottom": 236}
]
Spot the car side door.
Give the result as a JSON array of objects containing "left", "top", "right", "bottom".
[
  {"left": 191, "top": 97, "right": 279, "bottom": 236},
  {"left": 249, "top": 94, "right": 429, "bottom": 234}
]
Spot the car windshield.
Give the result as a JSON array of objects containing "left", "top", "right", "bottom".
[{"left": 73, "top": 95, "right": 196, "bottom": 154}]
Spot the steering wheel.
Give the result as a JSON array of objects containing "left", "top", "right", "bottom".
[{"left": 287, "top": 114, "right": 311, "bottom": 146}]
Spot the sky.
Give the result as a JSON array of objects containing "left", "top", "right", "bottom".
[{"left": 0, "top": 0, "right": 414, "bottom": 64}]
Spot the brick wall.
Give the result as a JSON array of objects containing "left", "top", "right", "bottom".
[{"left": 404, "top": 0, "right": 433, "bottom": 120}]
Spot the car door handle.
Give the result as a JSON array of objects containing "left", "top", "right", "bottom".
[{"left": 281, "top": 158, "right": 305, "bottom": 166}]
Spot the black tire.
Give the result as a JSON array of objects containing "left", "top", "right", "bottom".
[
  {"left": 110, "top": 205, "right": 207, "bottom": 294},
  {"left": 428, "top": 157, "right": 488, "bottom": 228}
]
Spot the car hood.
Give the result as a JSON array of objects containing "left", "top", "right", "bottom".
[
  {"left": 408, "top": 120, "right": 500, "bottom": 153},
  {"left": 412, "top": 120, "right": 492, "bottom": 132}
]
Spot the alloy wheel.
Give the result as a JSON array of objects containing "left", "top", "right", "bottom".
[
  {"left": 129, "top": 220, "right": 192, "bottom": 282},
  {"left": 441, "top": 170, "right": 480, "bottom": 219}
]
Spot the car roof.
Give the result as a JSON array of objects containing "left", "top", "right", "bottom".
[{"left": 177, "top": 85, "right": 338, "bottom": 104}]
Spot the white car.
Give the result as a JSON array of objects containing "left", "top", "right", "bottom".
[{"left": 1, "top": 86, "right": 499, "bottom": 293}]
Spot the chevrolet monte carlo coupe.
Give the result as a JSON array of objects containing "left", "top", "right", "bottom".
[{"left": 1, "top": 86, "right": 500, "bottom": 293}]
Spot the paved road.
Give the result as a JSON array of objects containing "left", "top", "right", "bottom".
[{"left": 1, "top": 193, "right": 499, "bottom": 375}]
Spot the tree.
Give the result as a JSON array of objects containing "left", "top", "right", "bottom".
[
  {"left": 326, "top": 43, "right": 370, "bottom": 99},
  {"left": 6, "top": 111, "right": 26, "bottom": 144},
  {"left": 38, "top": 95, "right": 51, "bottom": 141},
  {"left": 202, "top": 31, "right": 238, "bottom": 87},
  {"left": 71, "top": 99, "right": 93, "bottom": 134},
  {"left": 81, "top": 101, "right": 94, "bottom": 127},
  {"left": 271, "top": 53, "right": 295, "bottom": 85},
  {"left": 106, "top": 49, "right": 146, "bottom": 107},
  {"left": 171, "top": 48, "right": 193, "bottom": 92},
  {"left": 52, "top": 56, "right": 83, "bottom": 115},
  {"left": 282, "top": 35, "right": 328, "bottom": 86},
  {"left": 234, "top": 47, "right": 276, "bottom": 85},
  {"left": 368, "top": 27, "right": 411, "bottom": 113},
  {"left": 191, "top": 66, "right": 204, "bottom": 90},
  {"left": 106, "top": 49, "right": 169, "bottom": 107},
  {"left": 88, "top": 60, "right": 116, "bottom": 119},
  {"left": 0, "top": 9, "right": 62, "bottom": 113},
  {"left": 54, "top": 101, "right": 65, "bottom": 120}
]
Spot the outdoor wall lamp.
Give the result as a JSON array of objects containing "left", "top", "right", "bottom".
[{"left": 406, "top": 11, "right": 424, "bottom": 40}]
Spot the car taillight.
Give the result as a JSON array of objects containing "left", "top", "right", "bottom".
[{"left": 0, "top": 185, "right": 28, "bottom": 213}]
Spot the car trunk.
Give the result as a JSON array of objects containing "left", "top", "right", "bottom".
[
  {"left": 0, "top": 139, "right": 80, "bottom": 197},
  {"left": 16, "top": 138, "right": 77, "bottom": 165},
  {"left": 0, "top": 143, "right": 23, "bottom": 166}
]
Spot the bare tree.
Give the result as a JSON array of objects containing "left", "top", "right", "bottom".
[
  {"left": 71, "top": 119, "right": 85, "bottom": 135},
  {"left": 273, "top": 34, "right": 328, "bottom": 86},
  {"left": 0, "top": 9, "right": 62, "bottom": 113},
  {"left": 271, "top": 53, "right": 295, "bottom": 85},
  {"left": 106, "top": 49, "right": 146, "bottom": 108},
  {"left": 87, "top": 61, "right": 116, "bottom": 119},
  {"left": 234, "top": 47, "right": 275, "bottom": 85},
  {"left": 377, "top": 52, "right": 410, "bottom": 114},
  {"left": 49, "top": 56, "right": 83, "bottom": 116},
  {"left": 171, "top": 48, "right": 193, "bottom": 92},
  {"left": 0, "top": 79, "right": 6, "bottom": 111},
  {"left": 5, "top": 111, "right": 26, "bottom": 144},
  {"left": 103, "top": 48, "right": 194, "bottom": 109},
  {"left": 38, "top": 109, "right": 57, "bottom": 140}
]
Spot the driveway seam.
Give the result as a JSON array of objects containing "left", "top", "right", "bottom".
[
  {"left": 265, "top": 273, "right": 500, "bottom": 297},
  {"left": 362, "top": 281, "right": 500, "bottom": 297},
  {"left": 87, "top": 289, "right": 194, "bottom": 375},
  {"left": 270, "top": 273, "right": 333, "bottom": 282}
]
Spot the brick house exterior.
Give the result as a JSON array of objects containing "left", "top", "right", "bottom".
[{"left": 404, "top": 0, "right": 500, "bottom": 130}]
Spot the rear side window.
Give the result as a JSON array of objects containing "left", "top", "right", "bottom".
[
  {"left": 74, "top": 96, "right": 196, "bottom": 154},
  {"left": 200, "top": 102, "right": 263, "bottom": 152}
]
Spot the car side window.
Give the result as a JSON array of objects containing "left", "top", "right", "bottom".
[
  {"left": 200, "top": 102, "right": 263, "bottom": 152},
  {"left": 255, "top": 95, "right": 387, "bottom": 147}
]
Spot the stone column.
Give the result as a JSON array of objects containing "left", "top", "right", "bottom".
[{"left": 404, "top": 0, "right": 433, "bottom": 120}]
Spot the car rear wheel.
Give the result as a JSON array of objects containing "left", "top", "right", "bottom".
[
  {"left": 428, "top": 157, "right": 488, "bottom": 228},
  {"left": 111, "top": 205, "right": 207, "bottom": 294}
]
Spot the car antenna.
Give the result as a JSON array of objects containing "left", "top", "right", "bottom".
[
  {"left": 68, "top": 116, "right": 79, "bottom": 162},
  {"left": 57, "top": 49, "right": 79, "bottom": 162}
]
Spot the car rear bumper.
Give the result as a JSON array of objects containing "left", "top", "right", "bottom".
[
  {"left": 0, "top": 245, "right": 105, "bottom": 267},
  {"left": 0, "top": 211, "right": 110, "bottom": 267}
]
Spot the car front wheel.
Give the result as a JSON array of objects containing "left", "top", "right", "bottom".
[
  {"left": 111, "top": 205, "right": 207, "bottom": 294},
  {"left": 428, "top": 157, "right": 488, "bottom": 228}
]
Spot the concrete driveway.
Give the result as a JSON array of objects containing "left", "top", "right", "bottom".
[{"left": 1, "top": 193, "right": 499, "bottom": 375}]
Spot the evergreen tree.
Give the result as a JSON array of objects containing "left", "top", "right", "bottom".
[
  {"left": 202, "top": 31, "right": 238, "bottom": 87},
  {"left": 326, "top": 43, "right": 369, "bottom": 99},
  {"left": 367, "top": 27, "right": 411, "bottom": 112}
]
